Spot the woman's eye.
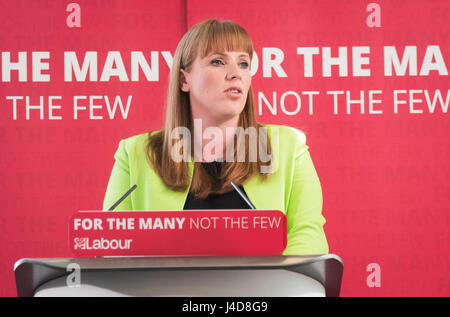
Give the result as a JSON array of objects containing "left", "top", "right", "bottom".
[
  {"left": 240, "top": 61, "right": 249, "bottom": 69},
  {"left": 211, "top": 59, "right": 224, "bottom": 66},
  {"left": 210, "top": 58, "right": 249, "bottom": 69}
]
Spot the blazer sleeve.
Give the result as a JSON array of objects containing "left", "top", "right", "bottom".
[
  {"left": 282, "top": 140, "right": 329, "bottom": 255},
  {"left": 102, "top": 139, "right": 133, "bottom": 211}
]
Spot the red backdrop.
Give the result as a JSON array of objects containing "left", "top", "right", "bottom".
[{"left": 0, "top": 0, "right": 449, "bottom": 296}]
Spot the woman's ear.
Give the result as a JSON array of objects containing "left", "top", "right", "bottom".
[{"left": 179, "top": 69, "right": 190, "bottom": 92}]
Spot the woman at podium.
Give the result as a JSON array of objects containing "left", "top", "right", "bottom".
[{"left": 103, "top": 19, "right": 328, "bottom": 256}]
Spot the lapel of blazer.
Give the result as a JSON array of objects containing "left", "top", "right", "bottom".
[
  {"left": 158, "top": 159, "right": 194, "bottom": 211},
  {"left": 243, "top": 123, "right": 284, "bottom": 213},
  {"left": 243, "top": 171, "right": 284, "bottom": 212}
]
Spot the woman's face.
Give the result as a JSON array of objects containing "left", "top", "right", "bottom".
[{"left": 180, "top": 50, "right": 252, "bottom": 124}]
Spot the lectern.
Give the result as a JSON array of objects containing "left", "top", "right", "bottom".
[{"left": 14, "top": 254, "right": 343, "bottom": 297}]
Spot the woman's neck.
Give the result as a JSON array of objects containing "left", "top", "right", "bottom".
[{"left": 192, "top": 116, "right": 239, "bottom": 162}]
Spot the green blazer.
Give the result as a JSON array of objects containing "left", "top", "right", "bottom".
[{"left": 102, "top": 124, "right": 329, "bottom": 255}]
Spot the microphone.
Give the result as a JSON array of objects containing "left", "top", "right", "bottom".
[
  {"left": 230, "top": 181, "right": 256, "bottom": 210},
  {"left": 108, "top": 184, "right": 137, "bottom": 211}
]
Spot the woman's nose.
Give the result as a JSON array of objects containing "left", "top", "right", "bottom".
[{"left": 226, "top": 63, "right": 241, "bottom": 80}]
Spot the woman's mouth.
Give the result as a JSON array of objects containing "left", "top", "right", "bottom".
[{"left": 224, "top": 87, "right": 242, "bottom": 98}]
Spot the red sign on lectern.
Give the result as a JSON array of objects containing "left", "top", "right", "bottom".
[{"left": 69, "top": 210, "right": 287, "bottom": 257}]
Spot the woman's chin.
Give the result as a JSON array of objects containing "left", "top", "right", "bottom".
[
  {"left": 218, "top": 110, "right": 244, "bottom": 121},
  {"left": 222, "top": 103, "right": 246, "bottom": 116}
]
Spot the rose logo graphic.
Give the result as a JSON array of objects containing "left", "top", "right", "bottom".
[{"left": 74, "top": 237, "right": 88, "bottom": 250}]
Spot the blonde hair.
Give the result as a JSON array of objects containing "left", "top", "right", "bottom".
[{"left": 146, "top": 19, "right": 272, "bottom": 199}]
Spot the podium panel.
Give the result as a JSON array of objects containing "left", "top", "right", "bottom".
[
  {"left": 15, "top": 254, "right": 343, "bottom": 297},
  {"left": 35, "top": 269, "right": 325, "bottom": 297}
]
